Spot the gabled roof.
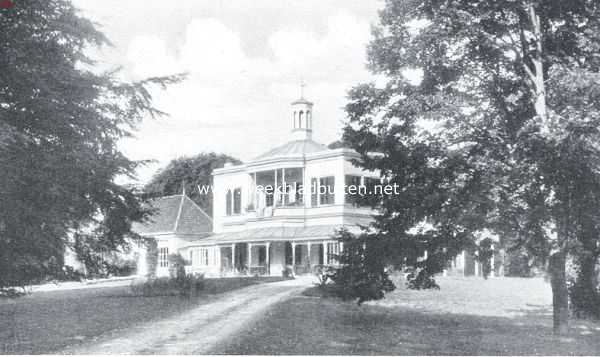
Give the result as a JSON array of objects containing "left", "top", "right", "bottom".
[
  {"left": 254, "top": 139, "right": 329, "bottom": 161},
  {"left": 132, "top": 194, "right": 212, "bottom": 236}
]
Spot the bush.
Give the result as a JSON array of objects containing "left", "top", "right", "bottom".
[
  {"left": 168, "top": 253, "right": 186, "bottom": 279},
  {"left": 130, "top": 273, "right": 205, "bottom": 297},
  {"left": 282, "top": 265, "right": 294, "bottom": 278},
  {"left": 145, "top": 239, "right": 158, "bottom": 278},
  {"left": 329, "top": 230, "right": 395, "bottom": 304}
]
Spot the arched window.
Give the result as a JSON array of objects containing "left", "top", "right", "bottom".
[
  {"left": 233, "top": 188, "right": 242, "bottom": 214},
  {"left": 293, "top": 111, "right": 297, "bottom": 128},
  {"left": 298, "top": 111, "right": 304, "bottom": 128},
  {"left": 225, "top": 189, "right": 232, "bottom": 216},
  {"left": 306, "top": 110, "right": 311, "bottom": 129}
]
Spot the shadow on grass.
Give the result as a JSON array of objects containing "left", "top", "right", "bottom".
[
  {"left": 0, "top": 276, "right": 285, "bottom": 354},
  {"left": 215, "top": 286, "right": 600, "bottom": 356}
]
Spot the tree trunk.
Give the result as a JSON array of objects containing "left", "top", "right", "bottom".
[
  {"left": 549, "top": 251, "right": 569, "bottom": 335},
  {"left": 573, "top": 251, "right": 600, "bottom": 318}
]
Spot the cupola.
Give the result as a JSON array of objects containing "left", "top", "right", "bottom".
[{"left": 290, "top": 94, "right": 313, "bottom": 141}]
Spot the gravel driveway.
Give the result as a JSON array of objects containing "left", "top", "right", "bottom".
[{"left": 62, "top": 277, "right": 312, "bottom": 354}]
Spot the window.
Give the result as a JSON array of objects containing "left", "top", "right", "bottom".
[
  {"left": 159, "top": 247, "right": 169, "bottom": 267},
  {"left": 327, "top": 242, "right": 340, "bottom": 264},
  {"left": 293, "top": 111, "right": 297, "bottom": 128},
  {"left": 225, "top": 190, "right": 232, "bottom": 216},
  {"left": 319, "top": 176, "right": 335, "bottom": 205},
  {"left": 198, "top": 248, "right": 209, "bottom": 266},
  {"left": 233, "top": 188, "right": 242, "bottom": 214},
  {"left": 345, "top": 175, "right": 361, "bottom": 206},
  {"left": 311, "top": 178, "right": 318, "bottom": 207}
]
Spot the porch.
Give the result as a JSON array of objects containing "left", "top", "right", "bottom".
[{"left": 218, "top": 240, "right": 341, "bottom": 276}]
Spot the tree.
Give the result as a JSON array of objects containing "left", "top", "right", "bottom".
[
  {"left": 144, "top": 153, "right": 241, "bottom": 215},
  {"left": 0, "top": 0, "right": 182, "bottom": 289},
  {"left": 341, "top": 0, "right": 600, "bottom": 334}
]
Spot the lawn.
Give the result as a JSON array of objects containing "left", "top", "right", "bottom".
[
  {"left": 214, "top": 276, "right": 600, "bottom": 355},
  {"left": 0, "top": 276, "right": 281, "bottom": 354}
]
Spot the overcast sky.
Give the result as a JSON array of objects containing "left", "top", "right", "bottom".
[{"left": 73, "top": 0, "right": 383, "bottom": 184}]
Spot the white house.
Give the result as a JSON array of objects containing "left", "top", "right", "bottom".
[
  {"left": 133, "top": 95, "right": 504, "bottom": 278},
  {"left": 135, "top": 95, "right": 379, "bottom": 277}
]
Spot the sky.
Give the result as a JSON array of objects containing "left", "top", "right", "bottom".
[{"left": 73, "top": 0, "right": 383, "bottom": 184}]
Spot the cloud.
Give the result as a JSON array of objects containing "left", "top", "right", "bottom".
[{"left": 116, "top": 12, "right": 375, "bottom": 183}]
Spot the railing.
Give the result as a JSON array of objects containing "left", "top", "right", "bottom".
[{"left": 248, "top": 265, "right": 268, "bottom": 276}]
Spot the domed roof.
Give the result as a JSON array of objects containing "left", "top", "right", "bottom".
[
  {"left": 291, "top": 97, "right": 313, "bottom": 105},
  {"left": 254, "top": 139, "right": 329, "bottom": 161}
]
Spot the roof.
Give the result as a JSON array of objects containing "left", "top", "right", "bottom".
[
  {"left": 182, "top": 224, "right": 363, "bottom": 247},
  {"left": 291, "top": 97, "right": 313, "bottom": 105},
  {"left": 254, "top": 139, "right": 329, "bottom": 160},
  {"left": 132, "top": 194, "right": 213, "bottom": 236}
]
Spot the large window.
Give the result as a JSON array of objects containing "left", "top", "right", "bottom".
[
  {"left": 159, "top": 247, "right": 169, "bottom": 267},
  {"left": 198, "top": 248, "right": 209, "bottom": 266},
  {"left": 311, "top": 178, "right": 318, "bottom": 207},
  {"left": 225, "top": 190, "right": 232, "bottom": 216},
  {"left": 233, "top": 188, "right": 242, "bottom": 214},
  {"left": 283, "top": 168, "right": 303, "bottom": 206},
  {"left": 345, "top": 175, "right": 362, "bottom": 206},
  {"left": 319, "top": 176, "right": 335, "bottom": 205},
  {"left": 225, "top": 188, "right": 242, "bottom": 215},
  {"left": 326, "top": 242, "right": 340, "bottom": 264}
]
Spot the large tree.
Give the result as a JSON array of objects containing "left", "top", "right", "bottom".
[
  {"left": 341, "top": 0, "right": 600, "bottom": 334},
  {"left": 0, "top": 0, "right": 181, "bottom": 288},
  {"left": 144, "top": 153, "right": 242, "bottom": 215}
]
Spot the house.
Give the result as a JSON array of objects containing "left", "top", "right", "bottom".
[
  {"left": 135, "top": 95, "right": 379, "bottom": 277},
  {"left": 133, "top": 94, "right": 504, "bottom": 278},
  {"left": 132, "top": 193, "right": 213, "bottom": 277}
]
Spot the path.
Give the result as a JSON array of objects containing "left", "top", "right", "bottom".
[{"left": 62, "top": 277, "right": 312, "bottom": 354}]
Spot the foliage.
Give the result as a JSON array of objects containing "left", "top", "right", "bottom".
[
  {"left": 282, "top": 265, "right": 295, "bottom": 279},
  {"left": 130, "top": 274, "right": 205, "bottom": 297},
  {"left": 327, "top": 140, "right": 347, "bottom": 149},
  {"left": 167, "top": 253, "right": 187, "bottom": 279},
  {"left": 568, "top": 253, "right": 600, "bottom": 319},
  {"left": 476, "top": 238, "right": 494, "bottom": 279},
  {"left": 329, "top": 229, "right": 395, "bottom": 304},
  {"left": 144, "top": 153, "right": 242, "bottom": 215},
  {"left": 145, "top": 239, "right": 159, "bottom": 278},
  {"left": 341, "top": 0, "right": 600, "bottom": 333},
  {"left": 0, "top": 0, "right": 182, "bottom": 289}
]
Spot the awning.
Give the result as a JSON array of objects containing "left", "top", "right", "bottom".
[{"left": 180, "top": 224, "right": 363, "bottom": 247}]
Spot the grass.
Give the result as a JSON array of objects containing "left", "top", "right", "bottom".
[
  {"left": 0, "top": 276, "right": 282, "bottom": 354},
  {"left": 214, "top": 276, "right": 600, "bottom": 355}
]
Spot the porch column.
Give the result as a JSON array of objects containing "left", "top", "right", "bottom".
[
  {"left": 291, "top": 242, "right": 296, "bottom": 268},
  {"left": 462, "top": 250, "right": 466, "bottom": 277},
  {"left": 490, "top": 244, "right": 495, "bottom": 278},
  {"left": 307, "top": 242, "right": 311, "bottom": 267},
  {"left": 266, "top": 242, "right": 270, "bottom": 275},
  {"left": 274, "top": 169, "right": 278, "bottom": 207},
  {"left": 231, "top": 243, "right": 235, "bottom": 271},
  {"left": 322, "top": 241, "right": 327, "bottom": 266},
  {"left": 248, "top": 243, "right": 252, "bottom": 269}
]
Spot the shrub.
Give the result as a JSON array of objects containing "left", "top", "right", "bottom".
[
  {"left": 168, "top": 253, "right": 186, "bottom": 279},
  {"left": 282, "top": 265, "right": 294, "bottom": 278},
  {"left": 329, "top": 230, "right": 395, "bottom": 304},
  {"left": 130, "top": 273, "right": 205, "bottom": 297},
  {"left": 145, "top": 239, "right": 158, "bottom": 278}
]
